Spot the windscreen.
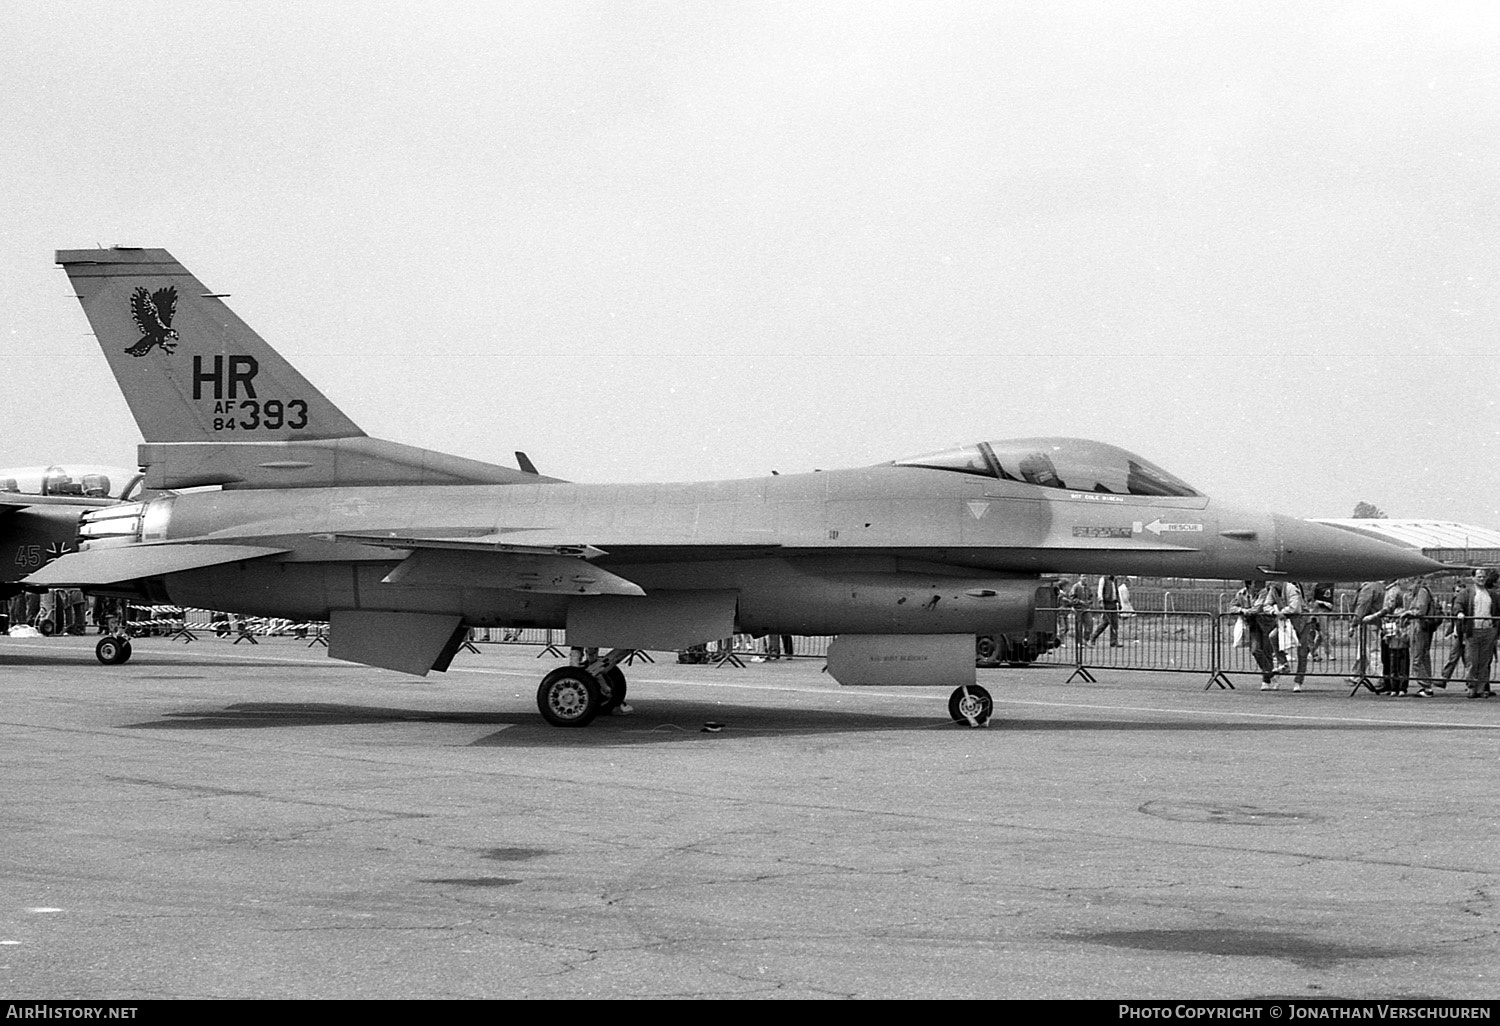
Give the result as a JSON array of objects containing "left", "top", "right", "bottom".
[
  {"left": 891, "top": 445, "right": 995, "bottom": 478},
  {"left": 893, "top": 439, "right": 1200, "bottom": 497}
]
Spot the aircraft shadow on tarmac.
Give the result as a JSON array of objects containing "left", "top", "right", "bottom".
[
  {"left": 115, "top": 698, "right": 1471, "bottom": 746},
  {"left": 119, "top": 699, "right": 934, "bottom": 745},
  {"left": 0, "top": 651, "right": 320, "bottom": 669},
  {"left": 121, "top": 702, "right": 526, "bottom": 732}
]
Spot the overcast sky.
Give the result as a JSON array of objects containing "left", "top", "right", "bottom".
[{"left": 3, "top": 2, "right": 1497, "bottom": 524}]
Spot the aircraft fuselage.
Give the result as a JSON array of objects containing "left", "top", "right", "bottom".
[{"left": 88, "top": 462, "right": 1420, "bottom": 638}]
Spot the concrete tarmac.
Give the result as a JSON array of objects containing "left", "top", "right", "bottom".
[{"left": 2, "top": 634, "right": 1498, "bottom": 1000}]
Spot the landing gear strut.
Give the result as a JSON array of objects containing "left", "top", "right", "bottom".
[
  {"left": 948, "top": 684, "right": 992, "bottom": 727},
  {"left": 597, "top": 666, "right": 628, "bottom": 713},
  {"left": 534, "top": 648, "right": 634, "bottom": 727}
]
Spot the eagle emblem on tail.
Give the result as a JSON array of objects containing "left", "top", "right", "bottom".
[{"left": 126, "top": 286, "right": 179, "bottom": 357}]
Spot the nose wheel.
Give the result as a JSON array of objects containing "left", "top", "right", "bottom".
[
  {"left": 95, "top": 635, "right": 133, "bottom": 665},
  {"left": 948, "top": 684, "right": 993, "bottom": 727}
]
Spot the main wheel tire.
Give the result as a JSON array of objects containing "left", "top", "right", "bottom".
[
  {"left": 37, "top": 619, "right": 56, "bottom": 637},
  {"left": 95, "top": 636, "right": 130, "bottom": 665},
  {"left": 597, "top": 667, "right": 628, "bottom": 712},
  {"left": 948, "top": 684, "right": 993, "bottom": 726},
  {"left": 537, "top": 667, "right": 603, "bottom": 727}
]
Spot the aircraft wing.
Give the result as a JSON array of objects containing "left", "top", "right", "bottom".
[
  {"left": 24, "top": 543, "right": 290, "bottom": 587},
  {"left": 337, "top": 532, "right": 647, "bottom": 596}
]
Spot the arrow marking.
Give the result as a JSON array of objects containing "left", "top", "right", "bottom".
[{"left": 1143, "top": 519, "right": 1204, "bottom": 536}]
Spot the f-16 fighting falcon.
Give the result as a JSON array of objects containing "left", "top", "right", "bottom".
[{"left": 29, "top": 248, "right": 1440, "bottom": 727}]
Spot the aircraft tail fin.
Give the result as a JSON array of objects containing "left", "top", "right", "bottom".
[
  {"left": 57, "top": 247, "right": 364, "bottom": 444},
  {"left": 56, "top": 248, "right": 551, "bottom": 490}
]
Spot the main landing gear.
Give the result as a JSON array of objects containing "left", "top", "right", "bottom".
[
  {"left": 948, "top": 684, "right": 992, "bottom": 727},
  {"left": 95, "top": 635, "right": 133, "bottom": 665},
  {"left": 535, "top": 648, "right": 633, "bottom": 728}
]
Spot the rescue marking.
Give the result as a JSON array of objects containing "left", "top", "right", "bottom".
[
  {"left": 966, "top": 501, "right": 990, "bottom": 520},
  {"left": 1142, "top": 519, "right": 1203, "bottom": 535}
]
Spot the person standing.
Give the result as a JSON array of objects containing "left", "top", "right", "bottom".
[
  {"left": 1089, "top": 574, "right": 1123, "bottom": 647},
  {"left": 1363, "top": 578, "right": 1408, "bottom": 695},
  {"left": 1249, "top": 581, "right": 1281, "bottom": 689},
  {"left": 1347, "top": 579, "right": 1384, "bottom": 687},
  {"left": 1454, "top": 568, "right": 1500, "bottom": 699},
  {"left": 1266, "top": 581, "right": 1294, "bottom": 675},
  {"left": 1400, "top": 576, "right": 1439, "bottom": 697},
  {"left": 1067, "top": 577, "right": 1092, "bottom": 644},
  {"left": 1440, "top": 577, "right": 1469, "bottom": 686},
  {"left": 1054, "top": 578, "right": 1072, "bottom": 643},
  {"left": 1279, "top": 580, "right": 1312, "bottom": 692},
  {"left": 1229, "top": 581, "right": 1260, "bottom": 680},
  {"left": 1306, "top": 582, "right": 1334, "bottom": 663}
]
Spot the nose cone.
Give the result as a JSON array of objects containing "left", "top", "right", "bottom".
[{"left": 1273, "top": 514, "right": 1445, "bottom": 580}]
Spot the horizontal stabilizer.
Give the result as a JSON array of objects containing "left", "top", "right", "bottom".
[
  {"left": 1, "top": 494, "right": 118, "bottom": 514},
  {"left": 382, "top": 548, "right": 645, "bottom": 596},
  {"left": 23, "top": 543, "right": 288, "bottom": 587}
]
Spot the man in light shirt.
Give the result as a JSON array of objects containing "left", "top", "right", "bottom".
[{"left": 1454, "top": 568, "right": 1500, "bottom": 700}]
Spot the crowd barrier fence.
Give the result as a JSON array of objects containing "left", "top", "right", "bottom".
[
  {"left": 53, "top": 604, "right": 1479, "bottom": 695},
  {"left": 1037, "top": 607, "right": 1471, "bottom": 693}
]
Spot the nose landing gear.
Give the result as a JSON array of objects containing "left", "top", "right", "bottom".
[
  {"left": 948, "top": 684, "right": 992, "bottom": 727},
  {"left": 95, "top": 635, "right": 133, "bottom": 665}
]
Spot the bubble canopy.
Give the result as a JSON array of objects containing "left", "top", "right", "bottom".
[
  {"left": 891, "top": 438, "right": 1201, "bottom": 498},
  {"left": 0, "top": 465, "right": 143, "bottom": 501}
]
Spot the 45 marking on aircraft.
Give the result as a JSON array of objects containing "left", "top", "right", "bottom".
[{"left": 11, "top": 542, "right": 71, "bottom": 569}]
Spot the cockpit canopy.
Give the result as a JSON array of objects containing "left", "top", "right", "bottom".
[
  {"left": 892, "top": 438, "right": 1200, "bottom": 497},
  {"left": 0, "top": 465, "right": 144, "bottom": 501}
]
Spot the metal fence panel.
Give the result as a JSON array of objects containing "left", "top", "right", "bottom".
[
  {"left": 1037, "top": 609, "right": 1470, "bottom": 690},
  {"left": 1037, "top": 608, "right": 1218, "bottom": 673},
  {"left": 1217, "top": 612, "right": 1464, "bottom": 685}
]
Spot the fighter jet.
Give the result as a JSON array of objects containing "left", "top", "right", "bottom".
[
  {"left": 29, "top": 247, "right": 1440, "bottom": 727},
  {"left": 2, "top": 465, "right": 140, "bottom": 603}
]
